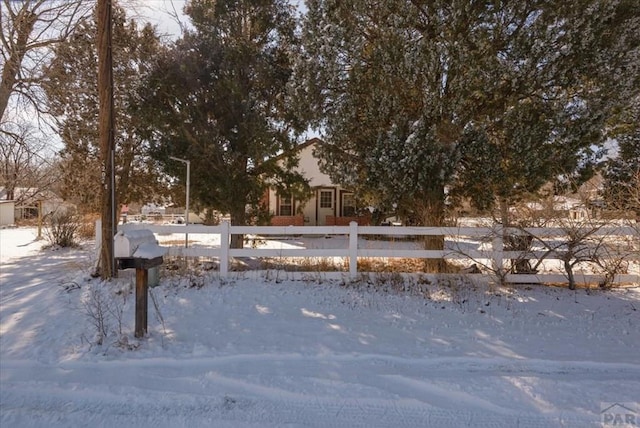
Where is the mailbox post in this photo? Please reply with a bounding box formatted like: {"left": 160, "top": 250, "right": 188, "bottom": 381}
{"left": 116, "top": 255, "right": 163, "bottom": 337}
{"left": 114, "top": 230, "right": 165, "bottom": 338}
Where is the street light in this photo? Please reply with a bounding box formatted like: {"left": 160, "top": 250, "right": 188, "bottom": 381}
{"left": 169, "top": 156, "right": 190, "bottom": 247}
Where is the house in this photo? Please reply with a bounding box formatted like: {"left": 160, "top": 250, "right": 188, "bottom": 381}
{"left": 0, "top": 187, "right": 74, "bottom": 221}
{"left": 264, "top": 139, "right": 370, "bottom": 226}
{"left": 0, "top": 200, "right": 15, "bottom": 226}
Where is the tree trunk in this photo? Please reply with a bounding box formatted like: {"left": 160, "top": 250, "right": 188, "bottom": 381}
{"left": 204, "top": 208, "right": 218, "bottom": 225}
{"left": 499, "top": 197, "right": 510, "bottom": 229}
{"left": 499, "top": 197, "right": 513, "bottom": 272}
{"left": 230, "top": 205, "right": 245, "bottom": 249}
{"left": 500, "top": 197, "right": 534, "bottom": 273}
{"left": 0, "top": 9, "right": 36, "bottom": 120}
{"left": 420, "top": 186, "right": 446, "bottom": 273}
{"left": 564, "top": 259, "right": 576, "bottom": 290}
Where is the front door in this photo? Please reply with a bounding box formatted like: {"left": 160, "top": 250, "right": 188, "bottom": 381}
{"left": 317, "top": 188, "right": 335, "bottom": 225}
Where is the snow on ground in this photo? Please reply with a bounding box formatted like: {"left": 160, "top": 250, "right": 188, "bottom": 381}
{"left": 1, "top": 227, "right": 639, "bottom": 427}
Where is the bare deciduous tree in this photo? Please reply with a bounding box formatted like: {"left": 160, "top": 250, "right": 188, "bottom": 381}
{"left": 0, "top": 117, "right": 59, "bottom": 204}
{"left": 509, "top": 192, "right": 636, "bottom": 290}
{"left": 0, "top": 0, "right": 93, "bottom": 121}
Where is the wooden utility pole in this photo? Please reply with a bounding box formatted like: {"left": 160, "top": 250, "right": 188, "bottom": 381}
{"left": 97, "top": 0, "right": 115, "bottom": 279}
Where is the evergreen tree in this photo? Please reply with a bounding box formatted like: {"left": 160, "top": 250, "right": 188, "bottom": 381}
{"left": 299, "top": 1, "right": 556, "bottom": 268}
{"left": 299, "top": 0, "right": 498, "bottom": 270}
{"left": 43, "top": 5, "right": 165, "bottom": 214}
{"left": 601, "top": 96, "right": 640, "bottom": 219}
{"left": 138, "top": 0, "right": 307, "bottom": 248}
{"left": 453, "top": 0, "right": 640, "bottom": 226}
{"left": 299, "top": 0, "right": 639, "bottom": 243}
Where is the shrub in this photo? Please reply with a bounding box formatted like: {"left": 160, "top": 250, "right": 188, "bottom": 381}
{"left": 78, "top": 213, "right": 99, "bottom": 239}
{"left": 45, "top": 210, "right": 80, "bottom": 247}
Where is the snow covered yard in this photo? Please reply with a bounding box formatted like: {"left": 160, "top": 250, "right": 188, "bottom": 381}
{"left": 1, "top": 227, "right": 639, "bottom": 427}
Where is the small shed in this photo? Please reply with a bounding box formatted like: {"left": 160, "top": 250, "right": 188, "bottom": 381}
{"left": 0, "top": 200, "right": 15, "bottom": 226}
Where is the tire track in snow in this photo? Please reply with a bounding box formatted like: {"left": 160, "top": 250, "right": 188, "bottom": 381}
{"left": 2, "top": 355, "right": 625, "bottom": 427}
{"left": 1, "top": 381, "right": 598, "bottom": 428}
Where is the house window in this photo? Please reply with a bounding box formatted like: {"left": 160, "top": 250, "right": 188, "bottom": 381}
{"left": 320, "top": 191, "right": 333, "bottom": 208}
{"left": 342, "top": 193, "right": 356, "bottom": 217}
{"left": 278, "top": 195, "right": 293, "bottom": 216}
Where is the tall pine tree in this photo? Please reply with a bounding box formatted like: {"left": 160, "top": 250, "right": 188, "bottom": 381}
{"left": 452, "top": 0, "right": 640, "bottom": 226}
{"left": 601, "top": 96, "right": 640, "bottom": 219}
{"left": 138, "top": 0, "right": 307, "bottom": 248}
{"left": 298, "top": 0, "right": 639, "bottom": 271}
{"left": 299, "top": 0, "right": 496, "bottom": 270}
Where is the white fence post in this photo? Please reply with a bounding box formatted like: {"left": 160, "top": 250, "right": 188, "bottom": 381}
{"left": 220, "top": 220, "right": 230, "bottom": 276}
{"left": 349, "top": 221, "right": 358, "bottom": 278}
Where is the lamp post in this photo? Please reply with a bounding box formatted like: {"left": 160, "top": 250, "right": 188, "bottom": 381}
{"left": 169, "top": 156, "right": 190, "bottom": 247}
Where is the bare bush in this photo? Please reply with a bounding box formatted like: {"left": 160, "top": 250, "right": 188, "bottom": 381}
{"left": 82, "top": 286, "right": 110, "bottom": 346}
{"left": 77, "top": 213, "right": 99, "bottom": 239}
{"left": 515, "top": 206, "right": 635, "bottom": 290}
{"left": 45, "top": 210, "right": 80, "bottom": 247}
{"left": 82, "top": 282, "right": 132, "bottom": 347}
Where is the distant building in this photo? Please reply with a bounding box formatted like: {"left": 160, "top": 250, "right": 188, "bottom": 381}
{"left": 0, "top": 200, "right": 15, "bottom": 226}
{"left": 0, "top": 187, "right": 74, "bottom": 221}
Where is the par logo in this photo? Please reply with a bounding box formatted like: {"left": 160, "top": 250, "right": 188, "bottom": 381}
{"left": 601, "top": 403, "right": 638, "bottom": 427}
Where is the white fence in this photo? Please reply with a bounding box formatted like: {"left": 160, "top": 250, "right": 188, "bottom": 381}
{"left": 112, "top": 221, "right": 640, "bottom": 286}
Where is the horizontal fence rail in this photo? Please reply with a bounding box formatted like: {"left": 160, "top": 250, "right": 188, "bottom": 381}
{"left": 113, "top": 221, "right": 640, "bottom": 286}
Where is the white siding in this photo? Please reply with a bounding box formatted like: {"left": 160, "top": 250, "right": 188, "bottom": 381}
{"left": 0, "top": 201, "right": 15, "bottom": 226}
{"left": 295, "top": 144, "right": 333, "bottom": 187}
